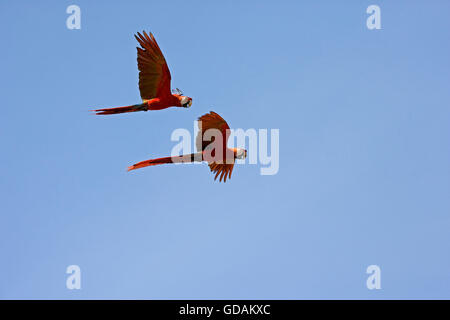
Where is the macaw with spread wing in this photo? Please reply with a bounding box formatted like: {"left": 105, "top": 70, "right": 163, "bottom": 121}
{"left": 127, "top": 112, "right": 247, "bottom": 182}
{"left": 94, "top": 31, "right": 192, "bottom": 115}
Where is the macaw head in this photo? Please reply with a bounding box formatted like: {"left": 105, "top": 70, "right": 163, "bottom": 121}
{"left": 180, "top": 95, "right": 193, "bottom": 108}
{"left": 172, "top": 88, "right": 192, "bottom": 108}
{"left": 235, "top": 148, "right": 247, "bottom": 160}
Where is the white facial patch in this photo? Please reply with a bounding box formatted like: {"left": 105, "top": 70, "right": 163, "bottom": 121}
{"left": 180, "top": 96, "right": 189, "bottom": 105}
{"left": 236, "top": 148, "right": 246, "bottom": 159}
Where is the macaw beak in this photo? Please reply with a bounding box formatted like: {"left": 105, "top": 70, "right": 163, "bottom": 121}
{"left": 184, "top": 100, "right": 192, "bottom": 108}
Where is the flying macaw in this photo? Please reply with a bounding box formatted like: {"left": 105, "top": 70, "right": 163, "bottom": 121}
{"left": 94, "top": 31, "right": 192, "bottom": 115}
{"left": 127, "top": 112, "right": 247, "bottom": 182}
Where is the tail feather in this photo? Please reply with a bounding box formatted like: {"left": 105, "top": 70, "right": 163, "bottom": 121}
{"left": 93, "top": 103, "right": 147, "bottom": 115}
{"left": 127, "top": 156, "right": 173, "bottom": 171}
{"left": 127, "top": 153, "right": 203, "bottom": 171}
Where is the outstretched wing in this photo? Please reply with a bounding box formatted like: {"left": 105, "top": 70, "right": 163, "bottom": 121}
{"left": 135, "top": 31, "right": 172, "bottom": 100}
{"left": 196, "top": 111, "right": 230, "bottom": 152}
{"left": 208, "top": 162, "right": 234, "bottom": 182}
{"left": 196, "top": 111, "right": 233, "bottom": 182}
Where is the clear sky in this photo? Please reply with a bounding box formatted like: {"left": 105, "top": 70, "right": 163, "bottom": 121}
{"left": 1, "top": 0, "right": 449, "bottom": 299}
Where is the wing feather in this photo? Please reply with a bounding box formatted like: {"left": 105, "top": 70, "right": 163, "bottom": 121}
{"left": 209, "top": 163, "right": 234, "bottom": 183}
{"left": 197, "top": 111, "right": 235, "bottom": 183}
{"left": 196, "top": 111, "right": 231, "bottom": 152}
{"left": 135, "top": 31, "right": 172, "bottom": 100}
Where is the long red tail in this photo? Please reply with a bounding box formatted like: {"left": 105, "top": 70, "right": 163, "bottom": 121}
{"left": 93, "top": 103, "right": 147, "bottom": 115}
{"left": 127, "top": 153, "right": 202, "bottom": 171}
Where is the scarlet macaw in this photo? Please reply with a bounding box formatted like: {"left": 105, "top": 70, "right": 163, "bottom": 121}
{"left": 94, "top": 31, "right": 192, "bottom": 115}
{"left": 127, "top": 112, "right": 247, "bottom": 182}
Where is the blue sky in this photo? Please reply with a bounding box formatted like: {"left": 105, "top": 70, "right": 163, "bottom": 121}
{"left": 1, "top": 0, "right": 449, "bottom": 299}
